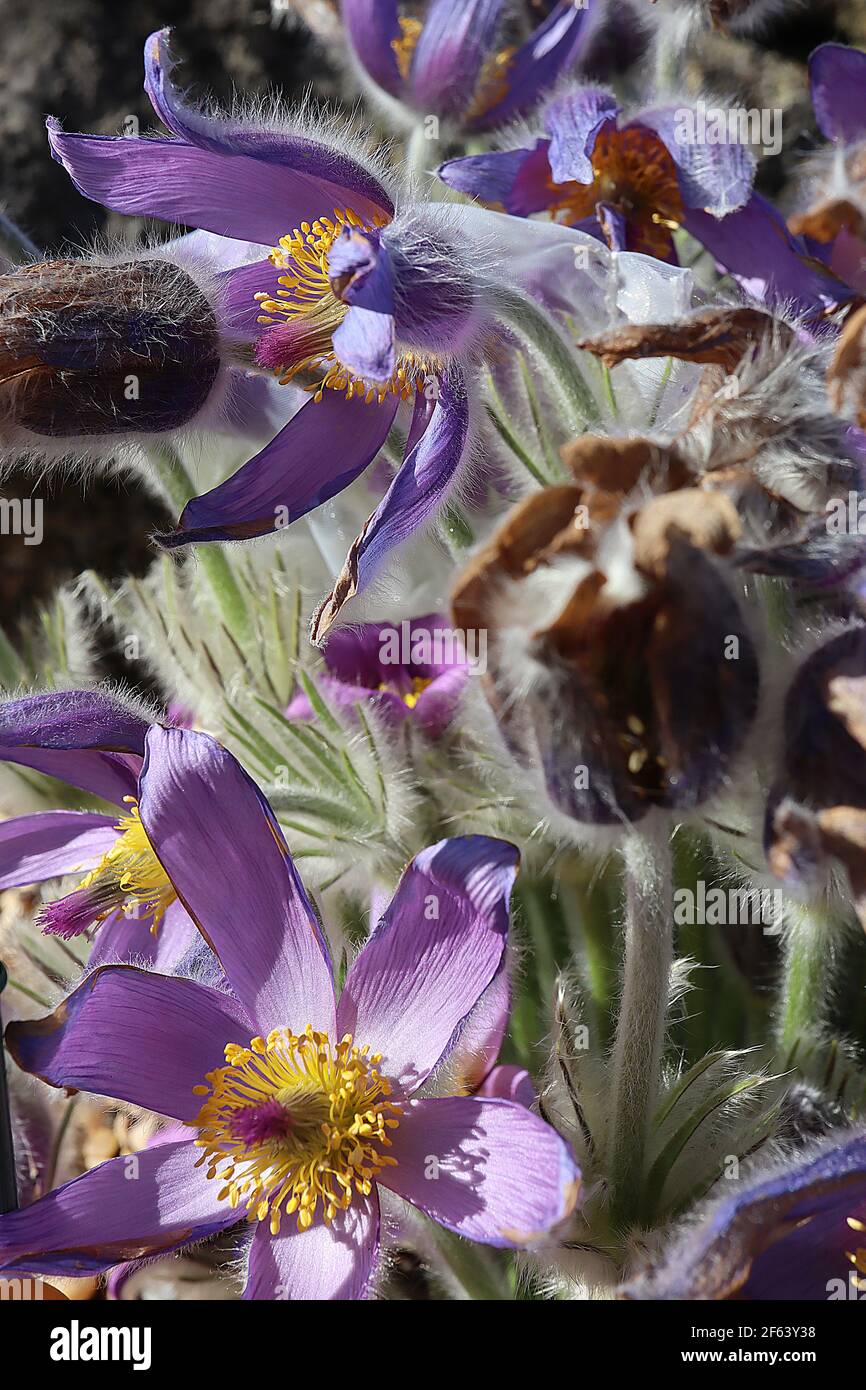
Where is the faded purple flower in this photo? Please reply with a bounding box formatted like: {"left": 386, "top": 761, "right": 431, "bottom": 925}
{"left": 287, "top": 614, "right": 470, "bottom": 735}
{"left": 343, "top": 0, "right": 600, "bottom": 133}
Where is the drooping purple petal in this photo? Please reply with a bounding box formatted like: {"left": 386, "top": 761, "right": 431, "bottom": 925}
{"left": 336, "top": 836, "right": 518, "bottom": 1093}
{"left": 143, "top": 27, "right": 394, "bottom": 219}
{"left": 0, "top": 1140, "right": 234, "bottom": 1277}
{"left": 312, "top": 367, "right": 469, "bottom": 639}
{"left": 438, "top": 967, "right": 511, "bottom": 1095}
{"left": 0, "top": 690, "right": 147, "bottom": 804}
{"left": 380, "top": 1096, "right": 580, "bottom": 1246}
{"left": 636, "top": 107, "right": 756, "bottom": 216}
{"left": 159, "top": 390, "right": 399, "bottom": 547}
{"left": 545, "top": 87, "right": 620, "bottom": 185}
{"left": 0, "top": 811, "right": 117, "bottom": 890}
{"left": 6, "top": 966, "right": 251, "bottom": 1123}
{"left": 137, "top": 726, "right": 336, "bottom": 1037}
{"left": 409, "top": 0, "right": 504, "bottom": 119}
{"left": 243, "top": 1195, "right": 380, "bottom": 1300}
{"left": 479, "top": 1064, "right": 536, "bottom": 1106}
{"left": 342, "top": 0, "right": 404, "bottom": 97}
{"left": 684, "top": 195, "right": 854, "bottom": 319}
{"left": 809, "top": 43, "right": 866, "bottom": 145}
{"left": 437, "top": 142, "right": 557, "bottom": 217}
{"left": 47, "top": 125, "right": 390, "bottom": 250}
{"left": 471, "top": 0, "right": 602, "bottom": 132}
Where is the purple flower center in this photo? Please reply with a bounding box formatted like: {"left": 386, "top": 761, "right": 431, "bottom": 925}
{"left": 228, "top": 1097, "right": 293, "bottom": 1147}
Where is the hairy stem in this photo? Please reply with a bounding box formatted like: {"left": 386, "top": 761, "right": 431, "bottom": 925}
{"left": 147, "top": 446, "right": 253, "bottom": 648}
{"left": 778, "top": 900, "right": 838, "bottom": 1058}
{"left": 495, "top": 286, "right": 601, "bottom": 435}
{"left": 608, "top": 826, "right": 674, "bottom": 1230}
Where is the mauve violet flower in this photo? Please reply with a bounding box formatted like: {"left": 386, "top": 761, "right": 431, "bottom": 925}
{"left": 46, "top": 29, "right": 528, "bottom": 632}
{"left": 620, "top": 1126, "right": 866, "bottom": 1300}
{"left": 439, "top": 85, "right": 756, "bottom": 262}
{"left": 0, "top": 726, "right": 579, "bottom": 1299}
{"left": 438, "top": 83, "right": 854, "bottom": 320}
{"left": 286, "top": 614, "right": 470, "bottom": 736}
{"left": 785, "top": 45, "right": 866, "bottom": 304}
{"left": 343, "top": 0, "right": 600, "bottom": 134}
{"left": 0, "top": 689, "right": 194, "bottom": 968}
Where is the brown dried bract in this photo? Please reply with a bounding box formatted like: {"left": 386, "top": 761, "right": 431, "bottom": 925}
{"left": 560, "top": 434, "right": 692, "bottom": 495}
{"left": 828, "top": 301, "right": 866, "bottom": 427}
{"left": 630, "top": 488, "right": 742, "bottom": 579}
{"left": 576, "top": 307, "right": 786, "bottom": 374}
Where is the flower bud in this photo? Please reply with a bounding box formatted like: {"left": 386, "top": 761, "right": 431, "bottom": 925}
{"left": 0, "top": 257, "right": 221, "bottom": 440}
{"left": 453, "top": 450, "right": 759, "bottom": 825}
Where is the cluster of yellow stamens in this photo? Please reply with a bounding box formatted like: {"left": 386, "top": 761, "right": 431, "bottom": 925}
{"left": 254, "top": 207, "right": 437, "bottom": 405}
{"left": 845, "top": 1215, "right": 866, "bottom": 1290}
{"left": 76, "top": 797, "right": 175, "bottom": 933}
{"left": 193, "top": 1026, "right": 401, "bottom": 1236}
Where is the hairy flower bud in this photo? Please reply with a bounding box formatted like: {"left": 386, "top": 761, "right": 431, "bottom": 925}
{"left": 0, "top": 257, "right": 221, "bottom": 440}
{"left": 453, "top": 447, "right": 759, "bottom": 825}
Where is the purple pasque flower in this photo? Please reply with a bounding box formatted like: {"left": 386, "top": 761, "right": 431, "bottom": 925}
{"left": 438, "top": 83, "right": 853, "bottom": 321}
{"left": 342, "top": 0, "right": 600, "bottom": 133}
{"left": 439, "top": 84, "right": 756, "bottom": 262}
{"left": 46, "top": 29, "right": 506, "bottom": 632}
{"left": 286, "top": 613, "right": 471, "bottom": 736}
{"left": 620, "top": 1126, "right": 866, "bottom": 1300}
{"left": 0, "top": 689, "right": 193, "bottom": 968}
{"left": 0, "top": 726, "right": 580, "bottom": 1299}
{"left": 785, "top": 44, "right": 866, "bottom": 301}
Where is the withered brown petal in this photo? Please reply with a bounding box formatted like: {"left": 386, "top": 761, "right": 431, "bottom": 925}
{"left": 788, "top": 199, "right": 866, "bottom": 246}
{"left": 631, "top": 488, "right": 742, "bottom": 579}
{"left": 559, "top": 434, "right": 692, "bottom": 496}
{"left": 575, "top": 308, "right": 786, "bottom": 374}
{"left": 828, "top": 301, "right": 866, "bottom": 428}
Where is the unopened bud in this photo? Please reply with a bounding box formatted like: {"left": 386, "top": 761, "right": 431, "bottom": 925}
{"left": 0, "top": 258, "right": 220, "bottom": 438}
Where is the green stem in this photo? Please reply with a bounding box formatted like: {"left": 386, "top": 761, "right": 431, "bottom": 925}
{"left": 430, "top": 1224, "right": 512, "bottom": 1300}
{"left": 778, "top": 900, "right": 837, "bottom": 1058}
{"left": 406, "top": 123, "right": 434, "bottom": 188}
{"left": 495, "top": 287, "right": 601, "bottom": 435}
{"left": 607, "top": 826, "right": 674, "bottom": 1231}
{"left": 147, "top": 446, "right": 253, "bottom": 648}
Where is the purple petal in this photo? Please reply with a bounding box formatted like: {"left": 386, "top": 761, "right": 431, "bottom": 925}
{"left": 342, "top": 0, "right": 403, "bottom": 96}
{"left": 437, "top": 142, "right": 557, "bottom": 217}
{"left": 47, "top": 124, "right": 389, "bottom": 250}
{"left": 809, "top": 43, "right": 866, "bottom": 145}
{"left": 138, "top": 726, "right": 335, "bottom": 1036}
{"left": 243, "top": 1194, "right": 380, "bottom": 1300}
{"left": 545, "top": 87, "right": 620, "bottom": 185}
{"left": 380, "top": 1096, "right": 580, "bottom": 1246}
{"left": 479, "top": 1064, "right": 536, "bottom": 1107}
{"left": 0, "top": 690, "right": 147, "bottom": 804}
{"left": 634, "top": 108, "right": 755, "bottom": 216}
{"left": 328, "top": 227, "right": 395, "bottom": 313}
{"left": 0, "top": 1140, "right": 233, "bottom": 1277}
{"left": 286, "top": 673, "right": 410, "bottom": 727}
{"left": 313, "top": 367, "right": 469, "bottom": 639}
{"left": 409, "top": 0, "right": 504, "bottom": 118}
{"left": 159, "top": 391, "right": 399, "bottom": 547}
{"left": 412, "top": 667, "right": 470, "bottom": 737}
{"left": 441, "top": 968, "right": 511, "bottom": 1095}
{"left": 336, "top": 836, "right": 518, "bottom": 1092}
{"left": 621, "top": 1127, "right": 866, "bottom": 1300}
{"left": 86, "top": 898, "right": 200, "bottom": 971}
{"left": 143, "top": 28, "right": 394, "bottom": 219}
{"left": 6, "top": 965, "right": 251, "bottom": 1122}
{"left": 0, "top": 811, "right": 117, "bottom": 890}
{"left": 473, "top": 0, "right": 603, "bottom": 132}
{"left": 683, "top": 195, "right": 854, "bottom": 319}
{"left": 333, "top": 307, "right": 396, "bottom": 383}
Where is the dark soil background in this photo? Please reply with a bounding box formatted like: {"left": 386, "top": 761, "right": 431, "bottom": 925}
{"left": 0, "top": 0, "right": 861, "bottom": 637}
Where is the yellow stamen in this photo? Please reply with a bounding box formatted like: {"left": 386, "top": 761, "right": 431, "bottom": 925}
{"left": 391, "top": 15, "right": 423, "bottom": 82}
{"left": 77, "top": 797, "right": 175, "bottom": 933}
{"left": 254, "top": 206, "right": 439, "bottom": 406}
{"left": 378, "top": 675, "right": 433, "bottom": 709}
{"left": 194, "top": 1026, "right": 401, "bottom": 1236}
